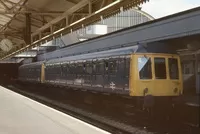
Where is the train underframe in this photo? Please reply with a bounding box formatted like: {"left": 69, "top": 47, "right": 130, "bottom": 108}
{"left": 17, "top": 80, "right": 181, "bottom": 120}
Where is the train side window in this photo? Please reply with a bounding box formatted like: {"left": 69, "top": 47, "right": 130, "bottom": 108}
{"left": 125, "top": 58, "right": 130, "bottom": 77}
{"left": 109, "top": 60, "right": 117, "bottom": 75}
{"left": 77, "top": 63, "right": 83, "bottom": 74}
{"left": 93, "top": 62, "right": 96, "bottom": 74}
{"left": 169, "top": 58, "right": 179, "bottom": 79}
{"left": 72, "top": 64, "right": 76, "bottom": 74}
{"left": 96, "top": 61, "right": 104, "bottom": 74}
{"left": 54, "top": 64, "right": 58, "bottom": 74}
{"left": 154, "top": 58, "right": 166, "bottom": 79}
{"left": 86, "top": 62, "right": 92, "bottom": 74}
{"left": 53, "top": 65, "right": 58, "bottom": 74}
{"left": 64, "top": 64, "right": 68, "bottom": 74}
{"left": 118, "top": 58, "right": 124, "bottom": 77}
{"left": 68, "top": 64, "right": 72, "bottom": 74}
{"left": 83, "top": 63, "right": 86, "bottom": 74}
{"left": 138, "top": 57, "right": 152, "bottom": 79}
{"left": 104, "top": 60, "right": 109, "bottom": 74}
{"left": 70, "top": 63, "right": 76, "bottom": 74}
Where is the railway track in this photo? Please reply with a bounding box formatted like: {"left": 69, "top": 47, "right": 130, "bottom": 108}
{"left": 6, "top": 83, "right": 200, "bottom": 134}
{"left": 7, "top": 84, "right": 153, "bottom": 134}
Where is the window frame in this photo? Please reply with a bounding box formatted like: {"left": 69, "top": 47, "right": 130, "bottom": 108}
{"left": 137, "top": 56, "right": 152, "bottom": 80}
{"left": 154, "top": 57, "right": 167, "bottom": 80}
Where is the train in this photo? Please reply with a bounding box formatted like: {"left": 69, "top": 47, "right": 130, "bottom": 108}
{"left": 18, "top": 45, "right": 183, "bottom": 108}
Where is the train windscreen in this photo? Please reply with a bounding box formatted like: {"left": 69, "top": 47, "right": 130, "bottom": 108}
{"left": 138, "top": 57, "right": 152, "bottom": 79}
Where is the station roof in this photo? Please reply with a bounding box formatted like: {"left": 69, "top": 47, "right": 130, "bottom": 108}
{"left": 0, "top": 0, "right": 149, "bottom": 60}
{"left": 0, "top": 0, "right": 77, "bottom": 45}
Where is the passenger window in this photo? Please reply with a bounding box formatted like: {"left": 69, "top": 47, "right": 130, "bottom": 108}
{"left": 109, "top": 60, "right": 117, "bottom": 75}
{"left": 86, "top": 63, "right": 93, "bottom": 74}
{"left": 77, "top": 63, "right": 83, "bottom": 74}
{"left": 93, "top": 62, "right": 96, "bottom": 74}
{"left": 138, "top": 57, "right": 152, "bottom": 79}
{"left": 154, "top": 58, "right": 166, "bottom": 79}
{"left": 63, "top": 65, "right": 68, "bottom": 74}
{"left": 169, "top": 58, "right": 179, "bottom": 79}
{"left": 125, "top": 58, "right": 130, "bottom": 77}
{"left": 96, "top": 61, "right": 104, "bottom": 74}
{"left": 118, "top": 59, "right": 125, "bottom": 77}
{"left": 68, "top": 64, "right": 73, "bottom": 74}
{"left": 83, "top": 64, "right": 86, "bottom": 71}
{"left": 105, "top": 61, "right": 108, "bottom": 71}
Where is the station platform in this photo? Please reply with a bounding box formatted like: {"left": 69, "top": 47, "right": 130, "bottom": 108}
{"left": 0, "top": 86, "right": 110, "bottom": 134}
{"left": 183, "top": 95, "right": 200, "bottom": 107}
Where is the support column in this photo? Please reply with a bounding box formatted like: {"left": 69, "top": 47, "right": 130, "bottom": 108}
{"left": 50, "top": 25, "right": 53, "bottom": 34}
{"left": 66, "top": 16, "right": 68, "bottom": 26}
{"left": 195, "top": 54, "right": 200, "bottom": 94}
{"left": 88, "top": 0, "right": 92, "bottom": 14}
{"left": 25, "top": 13, "right": 31, "bottom": 45}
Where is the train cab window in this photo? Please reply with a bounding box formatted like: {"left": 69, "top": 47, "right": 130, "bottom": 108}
{"left": 138, "top": 57, "right": 152, "bottom": 79}
{"left": 154, "top": 58, "right": 166, "bottom": 79}
{"left": 169, "top": 58, "right": 179, "bottom": 79}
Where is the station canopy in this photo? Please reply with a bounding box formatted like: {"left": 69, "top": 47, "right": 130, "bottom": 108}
{"left": 0, "top": 0, "right": 149, "bottom": 60}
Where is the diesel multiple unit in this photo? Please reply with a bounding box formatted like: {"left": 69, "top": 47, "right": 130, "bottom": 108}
{"left": 18, "top": 45, "right": 183, "bottom": 107}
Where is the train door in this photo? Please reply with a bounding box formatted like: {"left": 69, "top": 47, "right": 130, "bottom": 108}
{"left": 168, "top": 57, "right": 183, "bottom": 95}
{"left": 152, "top": 56, "right": 173, "bottom": 96}
{"left": 130, "top": 54, "right": 154, "bottom": 96}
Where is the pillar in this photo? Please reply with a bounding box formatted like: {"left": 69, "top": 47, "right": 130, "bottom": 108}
{"left": 88, "top": 0, "right": 92, "bottom": 14}
{"left": 25, "top": 13, "right": 31, "bottom": 45}
{"left": 196, "top": 54, "right": 200, "bottom": 94}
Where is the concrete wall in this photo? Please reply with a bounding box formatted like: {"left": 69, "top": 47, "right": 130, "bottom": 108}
{"left": 181, "top": 54, "right": 200, "bottom": 94}
{"left": 196, "top": 54, "right": 200, "bottom": 94}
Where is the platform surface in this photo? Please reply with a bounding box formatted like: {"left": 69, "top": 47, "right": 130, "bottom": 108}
{"left": 0, "top": 86, "right": 110, "bottom": 134}
{"left": 184, "top": 95, "right": 200, "bottom": 107}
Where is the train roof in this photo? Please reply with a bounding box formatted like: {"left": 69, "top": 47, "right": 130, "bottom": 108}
{"left": 46, "top": 45, "right": 146, "bottom": 64}
{"left": 19, "top": 61, "right": 44, "bottom": 68}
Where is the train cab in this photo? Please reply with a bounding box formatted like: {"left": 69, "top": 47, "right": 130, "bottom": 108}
{"left": 129, "top": 53, "right": 183, "bottom": 107}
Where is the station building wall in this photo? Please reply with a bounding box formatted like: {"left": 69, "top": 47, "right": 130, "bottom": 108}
{"left": 181, "top": 54, "right": 200, "bottom": 94}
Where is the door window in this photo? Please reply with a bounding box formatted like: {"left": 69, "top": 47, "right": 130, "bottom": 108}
{"left": 169, "top": 58, "right": 179, "bottom": 79}
{"left": 154, "top": 58, "right": 166, "bottom": 79}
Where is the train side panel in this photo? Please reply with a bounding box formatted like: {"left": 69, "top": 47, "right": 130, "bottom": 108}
{"left": 45, "top": 56, "right": 131, "bottom": 95}
{"left": 18, "top": 62, "right": 43, "bottom": 83}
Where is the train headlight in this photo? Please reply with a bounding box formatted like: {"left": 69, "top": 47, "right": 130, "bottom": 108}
{"left": 173, "top": 88, "right": 178, "bottom": 94}
{"left": 143, "top": 88, "right": 148, "bottom": 95}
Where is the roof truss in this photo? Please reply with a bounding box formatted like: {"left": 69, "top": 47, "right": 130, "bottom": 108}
{"left": 0, "top": 0, "right": 149, "bottom": 60}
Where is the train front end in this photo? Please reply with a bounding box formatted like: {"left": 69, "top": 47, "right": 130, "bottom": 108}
{"left": 129, "top": 53, "right": 183, "bottom": 107}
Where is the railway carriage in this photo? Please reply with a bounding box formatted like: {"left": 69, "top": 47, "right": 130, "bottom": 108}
{"left": 18, "top": 45, "right": 183, "bottom": 108}
{"left": 19, "top": 61, "right": 45, "bottom": 83}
